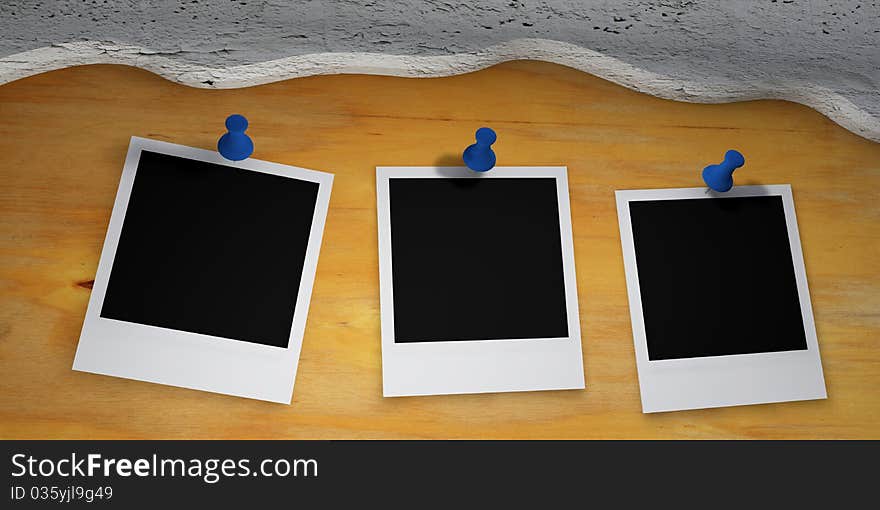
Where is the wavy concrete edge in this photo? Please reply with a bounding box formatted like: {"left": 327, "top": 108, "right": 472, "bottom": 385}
{"left": 2, "top": 39, "right": 878, "bottom": 142}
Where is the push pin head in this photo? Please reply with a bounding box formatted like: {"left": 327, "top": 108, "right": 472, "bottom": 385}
{"left": 462, "top": 127, "right": 497, "bottom": 172}
{"left": 217, "top": 114, "right": 254, "bottom": 161}
{"left": 702, "top": 149, "right": 745, "bottom": 192}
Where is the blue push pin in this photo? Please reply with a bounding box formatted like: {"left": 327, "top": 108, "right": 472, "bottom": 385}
{"left": 217, "top": 114, "right": 253, "bottom": 161}
{"left": 702, "top": 149, "right": 745, "bottom": 192}
{"left": 462, "top": 127, "right": 497, "bottom": 172}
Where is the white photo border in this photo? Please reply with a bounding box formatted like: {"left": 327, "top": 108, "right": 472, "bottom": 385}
{"left": 615, "top": 185, "right": 826, "bottom": 413}
{"left": 377, "top": 166, "right": 585, "bottom": 397}
{"left": 73, "top": 137, "right": 333, "bottom": 404}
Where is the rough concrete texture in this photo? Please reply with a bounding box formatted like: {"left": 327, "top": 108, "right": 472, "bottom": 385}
{"left": 1, "top": 1, "right": 878, "bottom": 140}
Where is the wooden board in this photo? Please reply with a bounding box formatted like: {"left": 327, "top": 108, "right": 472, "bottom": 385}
{"left": 1, "top": 62, "right": 878, "bottom": 439}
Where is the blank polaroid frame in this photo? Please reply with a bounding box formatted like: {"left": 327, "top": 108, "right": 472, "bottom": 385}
{"left": 377, "top": 167, "right": 585, "bottom": 397}
{"left": 73, "top": 137, "right": 333, "bottom": 403}
{"left": 615, "top": 185, "right": 826, "bottom": 413}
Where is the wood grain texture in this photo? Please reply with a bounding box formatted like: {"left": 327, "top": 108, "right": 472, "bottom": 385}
{"left": 1, "top": 62, "right": 878, "bottom": 439}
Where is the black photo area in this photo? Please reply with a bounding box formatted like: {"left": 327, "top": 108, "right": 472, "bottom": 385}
{"left": 101, "top": 151, "right": 319, "bottom": 348}
{"left": 628, "top": 196, "right": 808, "bottom": 360}
{"left": 389, "top": 178, "right": 569, "bottom": 342}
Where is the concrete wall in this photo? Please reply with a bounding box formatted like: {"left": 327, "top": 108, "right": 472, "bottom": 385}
{"left": 1, "top": 1, "right": 878, "bottom": 140}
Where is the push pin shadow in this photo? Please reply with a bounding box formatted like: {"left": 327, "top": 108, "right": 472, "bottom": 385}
{"left": 217, "top": 114, "right": 254, "bottom": 161}
{"left": 703, "top": 149, "right": 745, "bottom": 193}
{"left": 462, "top": 127, "right": 497, "bottom": 172}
